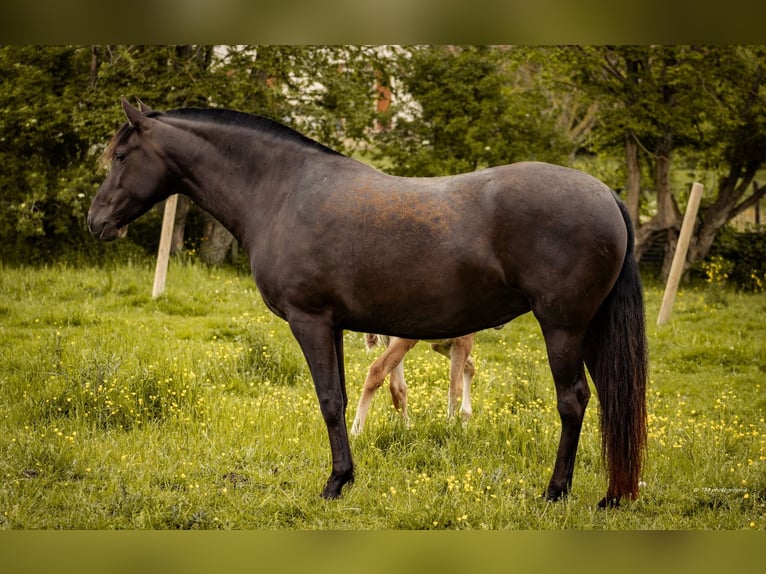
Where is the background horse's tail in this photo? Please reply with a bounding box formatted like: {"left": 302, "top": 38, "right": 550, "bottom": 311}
{"left": 585, "top": 198, "right": 648, "bottom": 504}
{"left": 364, "top": 333, "right": 390, "bottom": 351}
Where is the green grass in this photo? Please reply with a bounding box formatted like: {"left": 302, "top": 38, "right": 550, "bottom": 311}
{"left": 0, "top": 260, "right": 764, "bottom": 529}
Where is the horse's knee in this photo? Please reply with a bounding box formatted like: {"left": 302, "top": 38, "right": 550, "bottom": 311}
{"left": 464, "top": 356, "right": 475, "bottom": 378}
{"left": 317, "top": 394, "right": 347, "bottom": 428}
{"left": 555, "top": 385, "right": 590, "bottom": 429}
{"left": 552, "top": 362, "right": 590, "bottom": 416}
{"left": 364, "top": 364, "right": 387, "bottom": 392}
{"left": 556, "top": 394, "right": 585, "bottom": 424}
{"left": 389, "top": 381, "right": 407, "bottom": 407}
{"left": 451, "top": 335, "right": 473, "bottom": 356}
{"left": 565, "top": 378, "right": 590, "bottom": 412}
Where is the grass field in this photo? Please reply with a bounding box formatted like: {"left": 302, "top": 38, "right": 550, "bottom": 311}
{"left": 0, "top": 260, "right": 764, "bottom": 529}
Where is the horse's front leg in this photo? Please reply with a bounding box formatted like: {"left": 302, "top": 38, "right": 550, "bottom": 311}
{"left": 351, "top": 337, "right": 415, "bottom": 435}
{"left": 288, "top": 313, "right": 353, "bottom": 499}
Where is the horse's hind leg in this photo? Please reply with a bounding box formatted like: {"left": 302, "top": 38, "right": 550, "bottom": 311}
{"left": 540, "top": 326, "right": 591, "bottom": 501}
{"left": 460, "top": 355, "right": 475, "bottom": 420}
{"left": 385, "top": 338, "right": 417, "bottom": 424}
{"left": 430, "top": 340, "right": 460, "bottom": 418}
{"left": 456, "top": 335, "right": 476, "bottom": 420}
{"left": 388, "top": 359, "right": 409, "bottom": 427}
{"left": 431, "top": 334, "right": 474, "bottom": 420}
{"left": 351, "top": 337, "right": 416, "bottom": 435}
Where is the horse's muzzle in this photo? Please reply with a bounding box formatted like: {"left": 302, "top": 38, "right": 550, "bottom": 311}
{"left": 87, "top": 211, "right": 127, "bottom": 241}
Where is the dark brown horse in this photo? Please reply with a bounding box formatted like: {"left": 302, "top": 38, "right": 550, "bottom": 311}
{"left": 88, "top": 98, "right": 647, "bottom": 508}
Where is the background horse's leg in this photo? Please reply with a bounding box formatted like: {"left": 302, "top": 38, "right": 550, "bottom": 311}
{"left": 455, "top": 335, "right": 475, "bottom": 420}
{"left": 460, "top": 354, "right": 475, "bottom": 420}
{"left": 388, "top": 358, "right": 409, "bottom": 426}
{"left": 431, "top": 335, "right": 474, "bottom": 420}
{"left": 287, "top": 313, "right": 353, "bottom": 499}
{"left": 429, "top": 340, "right": 458, "bottom": 417}
{"left": 351, "top": 337, "right": 416, "bottom": 435}
{"left": 539, "top": 326, "right": 591, "bottom": 501}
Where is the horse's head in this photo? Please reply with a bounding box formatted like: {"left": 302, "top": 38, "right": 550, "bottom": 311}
{"left": 87, "top": 97, "right": 172, "bottom": 241}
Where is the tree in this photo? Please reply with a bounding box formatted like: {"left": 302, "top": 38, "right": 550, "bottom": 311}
{"left": 208, "top": 46, "right": 389, "bottom": 155}
{"left": 0, "top": 45, "right": 227, "bottom": 263}
{"left": 372, "top": 46, "right": 573, "bottom": 177}
{"left": 0, "top": 46, "right": 100, "bottom": 262}
{"left": 686, "top": 46, "right": 766, "bottom": 265}
{"left": 564, "top": 46, "right": 766, "bottom": 276}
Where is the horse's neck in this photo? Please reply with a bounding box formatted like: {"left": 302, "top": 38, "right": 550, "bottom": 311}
{"left": 169, "top": 125, "right": 293, "bottom": 244}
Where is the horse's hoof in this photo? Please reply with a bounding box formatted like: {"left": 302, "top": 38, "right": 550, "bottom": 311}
{"left": 597, "top": 496, "right": 621, "bottom": 509}
{"left": 544, "top": 488, "right": 568, "bottom": 502}
{"left": 320, "top": 470, "right": 354, "bottom": 499}
{"left": 320, "top": 487, "right": 342, "bottom": 500}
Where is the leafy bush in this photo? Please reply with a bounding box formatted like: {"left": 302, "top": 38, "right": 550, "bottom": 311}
{"left": 706, "top": 226, "right": 766, "bottom": 291}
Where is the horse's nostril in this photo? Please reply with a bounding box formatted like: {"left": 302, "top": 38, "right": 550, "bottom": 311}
{"left": 86, "top": 213, "right": 98, "bottom": 236}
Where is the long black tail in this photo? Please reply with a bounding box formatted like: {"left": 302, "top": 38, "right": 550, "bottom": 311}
{"left": 585, "top": 198, "right": 648, "bottom": 503}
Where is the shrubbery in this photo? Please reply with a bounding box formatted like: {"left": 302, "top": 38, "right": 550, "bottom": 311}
{"left": 703, "top": 226, "right": 766, "bottom": 291}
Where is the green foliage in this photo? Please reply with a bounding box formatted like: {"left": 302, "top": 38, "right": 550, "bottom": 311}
{"left": 705, "top": 227, "right": 766, "bottom": 291}
{"left": 0, "top": 262, "right": 764, "bottom": 528}
{"left": 373, "top": 46, "right": 572, "bottom": 176}
{"left": 565, "top": 46, "right": 715, "bottom": 155}
{"left": 0, "top": 46, "right": 101, "bottom": 263}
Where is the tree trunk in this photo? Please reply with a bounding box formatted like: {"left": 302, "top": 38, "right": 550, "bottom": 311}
{"left": 170, "top": 195, "right": 192, "bottom": 254}
{"left": 634, "top": 133, "right": 683, "bottom": 277}
{"left": 655, "top": 145, "right": 679, "bottom": 229}
{"left": 688, "top": 176, "right": 766, "bottom": 266}
{"left": 654, "top": 137, "right": 684, "bottom": 280}
{"left": 625, "top": 134, "right": 641, "bottom": 230}
{"left": 684, "top": 57, "right": 766, "bottom": 267}
{"left": 199, "top": 212, "right": 234, "bottom": 265}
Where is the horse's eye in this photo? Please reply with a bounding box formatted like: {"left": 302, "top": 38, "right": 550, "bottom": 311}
{"left": 114, "top": 152, "right": 127, "bottom": 163}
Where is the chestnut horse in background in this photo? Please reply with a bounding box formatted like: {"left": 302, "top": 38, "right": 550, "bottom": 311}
{"left": 88, "top": 99, "right": 647, "bottom": 508}
{"left": 350, "top": 333, "right": 476, "bottom": 435}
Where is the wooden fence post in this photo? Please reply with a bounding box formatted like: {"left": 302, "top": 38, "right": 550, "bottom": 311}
{"left": 152, "top": 194, "right": 178, "bottom": 299}
{"left": 657, "top": 182, "right": 704, "bottom": 326}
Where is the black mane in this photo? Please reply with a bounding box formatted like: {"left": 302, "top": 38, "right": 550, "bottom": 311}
{"left": 161, "top": 107, "right": 344, "bottom": 157}
{"left": 104, "top": 106, "right": 344, "bottom": 164}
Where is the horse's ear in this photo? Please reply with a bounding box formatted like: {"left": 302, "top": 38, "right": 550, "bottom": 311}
{"left": 121, "top": 96, "right": 148, "bottom": 128}
{"left": 136, "top": 98, "right": 152, "bottom": 114}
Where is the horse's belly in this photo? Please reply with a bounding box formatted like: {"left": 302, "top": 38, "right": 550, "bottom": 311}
{"left": 341, "top": 283, "right": 530, "bottom": 340}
